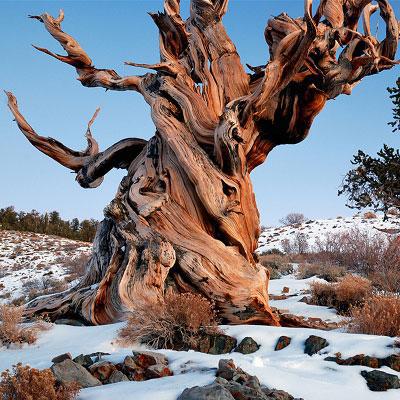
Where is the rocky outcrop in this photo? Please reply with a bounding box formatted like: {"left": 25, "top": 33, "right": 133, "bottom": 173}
{"left": 235, "top": 337, "right": 260, "bottom": 354}
{"left": 304, "top": 335, "right": 329, "bottom": 356}
{"left": 361, "top": 370, "right": 400, "bottom": 391}
{"left": 325, "top": 354, "right": 400, "bottom": 371}
{"left": 178, "top": 359, "right": 302, "bottom": 400}
{"left": 51, "top": 359, "right": 102, "bottom": 388}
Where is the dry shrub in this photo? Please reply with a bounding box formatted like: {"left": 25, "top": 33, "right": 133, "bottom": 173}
{"left": 297, "top": 263, "right": 345, "bottom": 282}
{"left": 259, "top": 254, "right": 293, "bottom": 279}
{"left": 0, "top": 305, "right": 46, "bottom": 347}
{"left": 58, "top": 253, "right": 90, "bottom": 281}
{"left": 363, "top": 211, "right": 377, "bottom": 219}
{"left": 313, "top": 228, "right": 400, "bottom": 292}
{"left": 349, "top": 295, "right": 400, "bottom": 337}
{"left": 310, "top": 274, "right": 372, "bottom": 314}
{"left": 0, "top": 363, "right": 80, "bottom": 400}
{"left": 118, "top": 290, "right": 220, "bottom": 350}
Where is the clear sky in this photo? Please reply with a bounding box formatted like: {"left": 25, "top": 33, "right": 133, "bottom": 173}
{"left": 1, "top": 0, "right": 399, "bottom": 226}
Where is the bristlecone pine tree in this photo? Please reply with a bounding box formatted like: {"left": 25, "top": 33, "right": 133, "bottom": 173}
{"left": 6, "top": 0, "right": 399, "bottom": 325}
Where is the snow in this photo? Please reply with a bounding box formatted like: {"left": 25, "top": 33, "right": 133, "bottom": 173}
{"left": 0, "top": 322, "right": 399, "bottom": 400}
{"left": 258, "top": 214, "right": 400, "bottom": 253}
{"left": 1, "top": 225, "right": 399, "bottom": 399}
{"left": 0, "top": 230, "right": 91, "bottom": 302}
{"left": 268, "top": 265, "right": 343, "bottom": 323}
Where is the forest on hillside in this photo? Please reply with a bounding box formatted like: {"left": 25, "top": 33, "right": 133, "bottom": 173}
{"left": 0, "top": 206, "right": 98, "bottom": 242}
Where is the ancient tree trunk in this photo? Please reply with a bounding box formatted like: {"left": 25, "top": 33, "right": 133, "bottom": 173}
{"left": 6, "top": 0, "right": 399, "bottom": 325}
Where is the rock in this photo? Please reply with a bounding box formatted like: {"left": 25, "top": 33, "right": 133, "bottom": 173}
{"left": 216, "top": 359, "right": 237, "bottom": 381}
{"left": 51, "top": 359, "right": 102, "bottom": 388}
{"left": 179, "top": 359, "right": 299, "bottom": 400}
{"left": 144, "top": 364, "right": 173, "bottom": 379}
{"left": 73, "top": 354, "right": 94, "bottom": 369}
{"left": 107, "top": 370, "right": 129, "bottom": 384}
{"left": 282, "top": 286, "right": 290, "bottom": 294}
{"left": 304, "top": 335, "right": 329, "bottom": 356}
{"left": 383, "top": 354, "right": 400, "bottom": 372}
{"left": 235, "top": 337, "right": 260, "bottom": 354}
{"left": 361, "top": 370, "right": 400, "bottom": 391}
{"left": 132, "top": 351, "right": 168, "bottom": 368}
{"left": 263, "top": 389, "right": 296, "bottom": 400}
{"left": 275, "top": 336, "right": 291, "bottom": 351}
{"left": 298, "top": 296, "right": 310, "bottom": 303}
{"left": 86, "top": 351, "right": 111, "bottom": 362}
{"left": 51, "top": 353, "right": 72, "bottom": 364}
{"left": 177, "top": 383, "right": 235, "bottom": 400}
{"left": 325, "top": 353, "right": 400, "bottom": 372}
{"left": 89, "top": 361, "right": 116, "bottom": 382}
{"left": 54, "top": 318, "right": 85, "bottom": 326}
{"left": 198, "top": 333, "right": 237, "bottom": 354}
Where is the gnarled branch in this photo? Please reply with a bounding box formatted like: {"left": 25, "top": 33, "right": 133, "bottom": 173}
{"left": 30, "top": 10, "right": 143, "bottom": 92}
{"left": 6, "top": 91, "right": 147, "bottom": 188}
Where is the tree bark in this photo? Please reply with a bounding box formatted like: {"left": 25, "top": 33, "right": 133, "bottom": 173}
{"left": 6, "top": 0, "right": 399, "bottom": 325}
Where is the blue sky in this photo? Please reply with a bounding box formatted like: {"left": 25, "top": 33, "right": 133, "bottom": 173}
{"left": 1, "top": 0, "right": 399, "bottom": 226}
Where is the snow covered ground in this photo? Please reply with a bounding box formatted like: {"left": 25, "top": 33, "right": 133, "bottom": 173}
{"left": 1, "top": 224, "right": 399, "bottom": 398}
{"left": 258, "top": 214, "right": 400, "bottom": 254}
{"left": 0, "top": 230, "right": 91, "bottom": 302}
{"left": 268, "top": 268, "right": 343, "bottom": 323}
{"left": 1, "top": 322, "right": 399, "bottom": 400}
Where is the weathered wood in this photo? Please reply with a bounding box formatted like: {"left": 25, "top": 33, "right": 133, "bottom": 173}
{"left": 7, "top": 0, "right": 399, "bottom": 325}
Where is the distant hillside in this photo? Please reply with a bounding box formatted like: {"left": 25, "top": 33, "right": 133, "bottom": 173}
{"left": 0, "top": 230, "right": 91, "bottom": 304}
{"left": 258, "top": 213, "right": 400, "bottom": 254}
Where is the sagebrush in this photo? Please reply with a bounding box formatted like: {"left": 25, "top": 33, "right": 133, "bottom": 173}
{"left": 0, "top": 363, "right": 80, "bottom": 400}
{"left": 349, "top": 295, "right": 400, "bottom": 337}
{"left": 310, "top": 274, "right": 372, "bottom": 314}
{"left": 118, "top": 290, "right": 220, "bottom": 350}
{"left": 0, "top": 305, "right": 46, "bottom": 347}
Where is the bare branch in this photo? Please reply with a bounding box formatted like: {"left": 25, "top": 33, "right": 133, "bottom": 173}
{"left": 29, "top": 10, "right": 142, "bottom": 92}
{"left": 6, "top": 91, "right": 147, "bottom": 188}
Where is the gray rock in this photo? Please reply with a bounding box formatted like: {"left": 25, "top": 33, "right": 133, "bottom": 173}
{"left": 107, "top": 370, "right": 130, "bottom": 384}
{"left": 361, "top": 370, "right": 400, "bottom": 391}
{"left": 73, "top": 354, "right": 94, "bottom": 369}
{"left": 51, "top": 359, "right": 102, "bottom": 388}
{"left": 198, "top": 334, "right": 237, "bottom": 355}
{"left": 304, "top": 335, "right": 329, "bottom": 356}
{"left": 235, "top": 337, "right": 260, "bottom": 354}
{"left": 177, "top": 383, "right": 235, "bottom": 400}
{"left": 51, "top": 353, "right": 72, "bottom": 364}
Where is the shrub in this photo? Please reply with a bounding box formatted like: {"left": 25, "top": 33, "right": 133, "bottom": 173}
{"left": 259, "top": 255, "right": 293, "bottom": 279}
{"left": 312, "top": 228, "right": 400, "bottom": 292}
{"left": 0, "top": 305, "right": 46, "bottom": 347}
{"left": 118, "top": 290, "right": 220, "bottom": 350}
{"left": 0, "top": 363, "right": 80, "bottom": 400}
{"left": 310, "top": 274, "right": 372, "bottom": 314}
{"left": 279, "top": 213, "right": 306, "bottom": 226}
{"left": 363, "top": 211, "right": 377, "bottom": 219}
{"left": 297, "top": 263, "right": 345, "bottom": 282}
{"left": 349, "top": 295, "right": 400, "bottom": 337}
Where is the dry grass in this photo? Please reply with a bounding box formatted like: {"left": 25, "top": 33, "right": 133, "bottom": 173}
{"left": 118, "top": 290, "right": 220, "bottom": 350}
{"left": 259, "top": 254, "right": 293, "bottom": 279}
{"left": 0, "top": 305, "right": 47, "bottom": 347}
{"left": 349, "top": 295, "right": 400, "bottom": 337}
{"left": 0, "top": 363, "right": 80, "bottom": 400}
{"left": 297, "top": 263, "right": 345, "bottom": 282}
{"left": 310, "top": 274, "right": 372, "bottom": 314}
